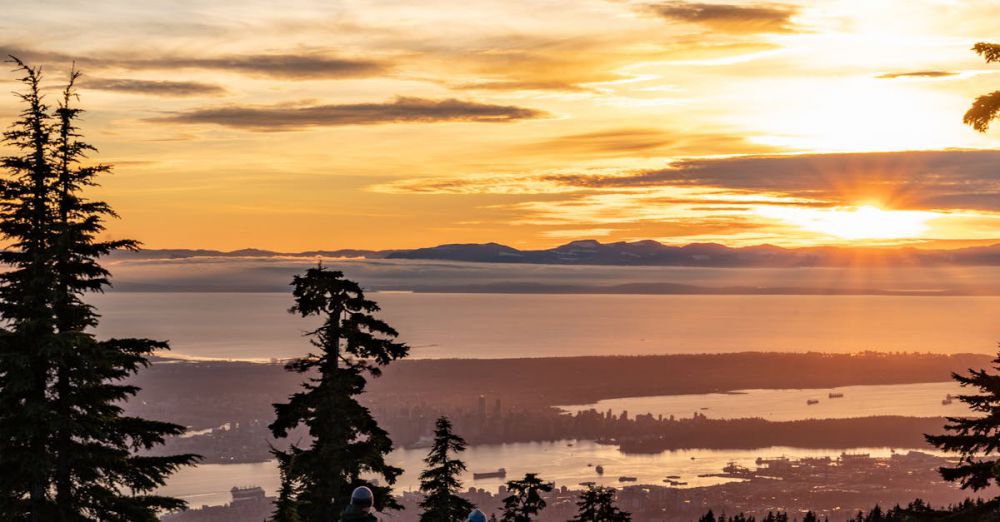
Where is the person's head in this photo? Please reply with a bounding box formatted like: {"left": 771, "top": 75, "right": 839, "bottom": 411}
{"left": 468, "top": 508, "right": 487, "bottom": 522}
{"left": 351, "top": 486, "right": 374, "bottom": 511}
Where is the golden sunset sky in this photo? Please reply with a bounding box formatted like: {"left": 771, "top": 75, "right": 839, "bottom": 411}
{"left": 4, "top": 0, "right": 1000, "bottom": 250}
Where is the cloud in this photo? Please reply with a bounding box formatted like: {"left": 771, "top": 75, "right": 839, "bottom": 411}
{"left": 138, "top": 54, "right": 386, "bottom": 79}
{"left": 647, "top": 2, "right": 800, "bottom": 34}
{"left": 81, "top": 77, "right": 226, "bottom": 97}
{"left": 1, "top": 46, "right": 388, "bottom": 80}
{"left": 375, "top": 150, "right": 1000, "bottom": 215}
{"left": 570, "top": 150, "right": 1000, "bottom": 212}
{"left": 517, "top": 128, "right": 779, "bottom": 157}
{"left": 877, "top": 71, "right": 958, "bottom": 79}
{"left": 151, "top": 97, "right": 548, "bottom": 130}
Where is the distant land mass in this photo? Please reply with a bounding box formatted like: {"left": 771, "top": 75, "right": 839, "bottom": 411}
{"left": 119, "top": 239, "right": 1000, "bottom": 268}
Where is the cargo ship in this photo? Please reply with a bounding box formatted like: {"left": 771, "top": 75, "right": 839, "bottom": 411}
{"left": 473, "top": 468, "right": 506, "bottom": 480}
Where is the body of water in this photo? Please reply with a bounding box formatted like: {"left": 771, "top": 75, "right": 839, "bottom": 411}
{"left": 91, "top": 292, "right": 1000, "bottom": 360}
{"left": 558, "top": 382, "right": 969, "bottom": 421}
{"left": 160, "top": 441, "right": 915, "bottom": 508}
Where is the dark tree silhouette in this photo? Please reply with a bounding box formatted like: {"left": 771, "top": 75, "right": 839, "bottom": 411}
{"left": 419, "top": 417, "right": 474, "bottom": 522}
{"left": 499, "top": 473, "right": 552, "bottom": 522}
{"left": 272, "top": 452, "right": 302, "bottom": 522}
{"left": 0, "top": 57, "right": 196, "bottom": 521}
{"left": 926, "top": 348, "right": 1000, "bottom": 491}
{"left": 568, "top": 485, "right": 631, "bottom": 522}
{"left": 964, "top": 43, "right": 1000, "bottom": 132}
{"left": 270, "top": 265, "right": 409, "bottom": 521}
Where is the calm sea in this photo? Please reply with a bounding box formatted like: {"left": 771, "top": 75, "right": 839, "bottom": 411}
{"left": 90, "top": 292, "right": 1000, "bottom": 360}
{"left": 160, "top": 441, "right": 913, "bottom": 509}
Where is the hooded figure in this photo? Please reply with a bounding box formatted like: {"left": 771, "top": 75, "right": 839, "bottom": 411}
{"left": 339, "top": 486, "right": 378, "bottom": 522}
{"left": 468, "top": 509, "right": 487, "bottom": 522}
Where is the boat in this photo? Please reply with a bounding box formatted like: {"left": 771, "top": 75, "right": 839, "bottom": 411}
{"left": 595, "top": 465, "right": 604, "bottom": 475}
{"left": 665, "top": 475, "right": 681, "bottom": 479}
{"left": 579, "top": 481, "right": 595, "bottom": 487}
{"left": 828, "top": 392, "right": 844, "bottom": 399}
{"left": 618, "top": 476, "right": 637, "bottom": 482}
{"left": 473, "top": 468, "right": 506, "bottom": 480}
{"left": 807, "top": 399, "right": 820, "bottom": 405}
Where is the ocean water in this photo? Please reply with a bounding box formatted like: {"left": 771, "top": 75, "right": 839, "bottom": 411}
{"left": 160, "top": 441, "right": 913, "bottom": 508}
{"left": 557, "top": 382, "right": 970, "bottom": 421}
{"left": 90, "top": 292, "right": 1000, "bottom": 360}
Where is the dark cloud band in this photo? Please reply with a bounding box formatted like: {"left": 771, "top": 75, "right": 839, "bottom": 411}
{"left": 151, "top": 97, "right": 547, "bottom": 130}
{"left": 572, "top": 150, "right": 1000, "bottom": 212}
{"left": 2, "top": 46, "right": 388, "bottom": 80}
{"left": 81, "top": 77, "right": 226, "bottom": 97}
{"left": 647, "top": 2, "right": 800, "bottom": 34}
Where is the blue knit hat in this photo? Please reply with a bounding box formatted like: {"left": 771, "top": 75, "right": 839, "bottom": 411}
{"left": 351, "top": 486, "right": 374, "bottom": 508}
{"left": 468, "top": 508, "right": 487, "bottom": 522}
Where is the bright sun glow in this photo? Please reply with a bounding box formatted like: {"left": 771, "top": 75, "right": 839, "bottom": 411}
{"left": 756, "top": 205, "right": 936, "bottom": 240}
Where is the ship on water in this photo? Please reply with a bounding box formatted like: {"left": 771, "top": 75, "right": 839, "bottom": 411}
{"left": 828, "top": 392, "right": 844, "bottom": 398}
{"left": 472, "top": 468, "right": 506, "bottom": 480}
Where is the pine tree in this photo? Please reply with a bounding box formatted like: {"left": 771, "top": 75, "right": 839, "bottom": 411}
{"left": 419, "top": 417, "right": 474, "bottom": 522}
{"left": 270, "top": 265, "right": 409, "bottom": 521}
{"left": 568, "top": 484, "right": 631, "bottom": 522}
{"left": 0, "top": 57, "right": 197, "bottom": 521}
{"left": 963, "top": 43, "right": 1000, "bottom": 132}
{"left": 499, "top": 473, "right": 552, "bottom": 522}
{"left": 926, "top": 348, "right": 1000, "bottom": 491}
{"left": 272, "top": 451, "right": 302, "bottom": 522}
{"left": 0, "top": 53, "right": 59, "bottom": 522}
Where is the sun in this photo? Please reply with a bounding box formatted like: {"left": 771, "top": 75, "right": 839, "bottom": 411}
{"left": 757, "top": 205, "right": 936, "bottom": 241}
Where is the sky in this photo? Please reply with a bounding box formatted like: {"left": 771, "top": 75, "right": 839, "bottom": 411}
{"left": 3, "top": 0, "right": 1000, "bottom": 250}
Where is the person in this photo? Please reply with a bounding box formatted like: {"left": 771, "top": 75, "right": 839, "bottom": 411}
{"left": 340, "top": 486, "right": 379, "bottom": 522}
{"left": 468, "top": 508, "right": 487, "bottom": 522}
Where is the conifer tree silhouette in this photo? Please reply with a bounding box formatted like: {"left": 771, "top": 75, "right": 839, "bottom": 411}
{"left": 568, "top": 484, "right": 631, "bottom": 522}
{"left": 926, "top": 347, "right": 1000, "bottom": 491}
{"left": 964, "top": 43, "right": 1000, "bottom": 132}
{"left": 419, "top": 417, "right": 474, "bottom": 522}
{"left": 0, "top": 57, "right": 197, "bottom": 521}
{"left": 499, "top": 473, "right": 552, "bottom": 522}
{"left": 270, "top": 265, "right": 409, "bottom": 521}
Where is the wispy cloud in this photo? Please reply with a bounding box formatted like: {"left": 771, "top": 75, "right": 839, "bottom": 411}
{"left": 646, "top": 2, "right": 801, "bottom": 34}
{"left": 81, "top": 77, "right": 226, "bottom": 97}
{"left": 151, "top": 97, "right": 548, "bottom": 130}
{"left": 564, "top": 150, "right": 1000, "bottom": 212}
{"left": 877, "top": 70, "right": 958, "bottom": 79}
{"left": 1, "top": 46, "right": 389, "bottom": 80}
{"left": 516, "top": 128, "right": 779, "bottom": 157}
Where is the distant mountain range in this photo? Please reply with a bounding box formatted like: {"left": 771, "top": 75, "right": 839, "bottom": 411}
{"left": 119, "top": 239, "right": 1000, "bottom": 267}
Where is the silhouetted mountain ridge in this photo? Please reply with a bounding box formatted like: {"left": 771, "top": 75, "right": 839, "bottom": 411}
{"left": 113, "top": 240, "right": 1000, "bottom": 267}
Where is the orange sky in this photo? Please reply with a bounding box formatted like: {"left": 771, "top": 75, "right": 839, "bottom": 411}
{"left": 2, "top": 0, "right": 1000, "bottom": 250}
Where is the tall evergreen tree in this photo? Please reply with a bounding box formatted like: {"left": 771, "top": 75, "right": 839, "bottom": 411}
{"left": 926, "top": 348, "right": 1000, "bottom": 491}
{"left": 963, "top": 43, "right": 1000, "bottom": 132}
{"left": 272, "top": 451, "right": 302, "bottom": 522}
{"left": 499, "top": 473, "right": 552, "bottom": 522}
{"left": 270, "top": 265, "right": 409, "bottom": 521}
{"left": 0, "top": 53, "right": 59, "bottom": 522}
{"left": 568, "top": 484, "right": 631, "bottom": 522}
{"left": 0, "top": 57, "right": 197, "bottom": 521}
{"left": 418, "top": 416, "right": 474, "bottom": 522}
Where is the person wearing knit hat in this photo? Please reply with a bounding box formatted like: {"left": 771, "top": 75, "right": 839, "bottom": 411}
{"left": 468, "top": 508, "right": 487, "bottom": 522}
{"left": 339, "top": 486, "right": 378, "bottom": 522}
